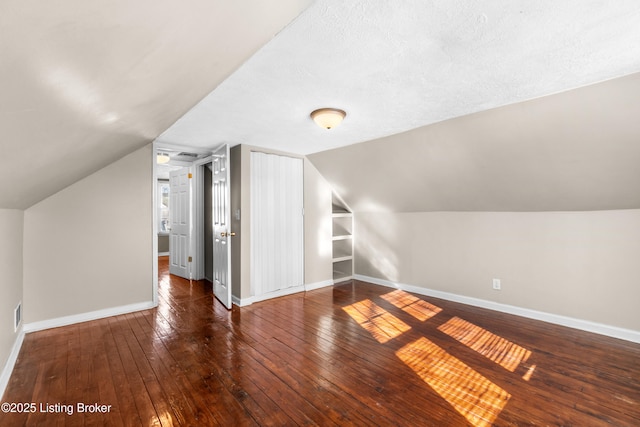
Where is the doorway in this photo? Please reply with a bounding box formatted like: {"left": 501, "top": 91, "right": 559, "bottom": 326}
{"left": 153, "top": 143, "right": 214, "bottom": 305}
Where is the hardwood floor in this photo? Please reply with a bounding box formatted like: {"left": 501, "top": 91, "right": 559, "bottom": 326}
{"left": 2, "top": 257, "right": 639, "bottom": 426}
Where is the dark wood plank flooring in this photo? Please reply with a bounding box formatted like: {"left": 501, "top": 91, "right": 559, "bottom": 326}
{"left": 1, "top": 257, "right": 639, "bottom": 426}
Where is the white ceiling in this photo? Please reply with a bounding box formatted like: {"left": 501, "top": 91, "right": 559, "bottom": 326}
{"left": 157, "top": 0, "right": 640, "bottom": 155}
{"left": 3, "top": 0, "right": 640, "bottom": 210}
{"left": 0, "top": 0, "right": 311, "bottom": 209}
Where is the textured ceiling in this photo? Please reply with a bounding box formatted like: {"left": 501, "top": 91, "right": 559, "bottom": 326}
{"left": 3, "top": 0, "right": 640, "bottom": 211}
{"left": 157, "top": 0, "right": 640, "bottom": 155}
{"left": 0, "top": 0, "right": 311, "bottom": 209}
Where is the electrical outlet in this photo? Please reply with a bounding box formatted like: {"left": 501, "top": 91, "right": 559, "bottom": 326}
{"left": 492, "top": 278, "right": 501, "bottom": 290}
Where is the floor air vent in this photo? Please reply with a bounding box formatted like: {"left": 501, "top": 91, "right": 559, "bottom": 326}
{"left": 14, "top": 302, "right": 21, "bottom": 332}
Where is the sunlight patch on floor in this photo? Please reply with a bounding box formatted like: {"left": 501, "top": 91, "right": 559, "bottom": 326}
{"left": 522, "top": 364, "right": 537, "bottom": 381}
{"left": 343, "top": 299, "right": 411, "bottom": 343}
{"left": 397, "top": 337, "right": 511, "bottom": 427}
{"left": 380, "top": 290, "right": 442, "bottom": 321}
{"left": 438, "top": 317, "right": 532, "bottom": 372}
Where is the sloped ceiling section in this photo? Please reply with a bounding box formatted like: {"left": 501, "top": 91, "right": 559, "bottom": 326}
{"left": 0, "top": 0, "right": 311, "bottom": 209}
{"left": 157, "top": 0, "right": 640, "bottom": 156}
{"left": 308, "top": 73, "right": 640, "bottom": 212}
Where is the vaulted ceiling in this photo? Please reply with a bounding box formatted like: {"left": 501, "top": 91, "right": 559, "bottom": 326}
{"left": 158, "top": 0, "right": 640, "bottom": 157}
{"left": 0, "top": 0, "right": 311, "bottom": 209}
{"left": 308, "top": 73, "right": 640, "bottom": 212}
{"left": 2, "top": 1, "right": 640, "bottom": 211}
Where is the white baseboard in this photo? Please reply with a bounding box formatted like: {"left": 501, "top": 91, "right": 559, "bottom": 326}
{"left": 233, "top": 279, "right": 334, "bottom": 307}
{"left": 354, "top": 274, "right": 640, "bottom": 344}
{"left": 305, "top": 279, "right": 334, "bottom": 292}
{"left": 333, "top": 276, "right": 353, "bottom": 284}
{"left": 2, "top": 301, "right": 156, "bottom": 399}
{"left": 0, "top": 326, "right": 25, "bottom": 401}
{"left": 158, "top": 252, "right": 169, "bottom": 257}
{"left": 23, "top": 301, "right": 157, "bottom": 333}
{"left": 251, "top": 284, "right": 307, "bottom": 304}
{"left": 232, "top": 295, "right": 252, "bottom": 307}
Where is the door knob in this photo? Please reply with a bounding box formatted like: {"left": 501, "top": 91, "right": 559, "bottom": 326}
{"left": 220, "top": 232, "right": 236, "bottom": 237}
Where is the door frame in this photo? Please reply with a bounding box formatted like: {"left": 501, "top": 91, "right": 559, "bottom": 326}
{"left": 192, "top": 154, "right": 213, "bottom": 281}
{"left": 152, "top": 141, "right": 216, "bottom": 306}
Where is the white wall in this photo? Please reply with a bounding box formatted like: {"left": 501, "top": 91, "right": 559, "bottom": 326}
{"left": 355, "top": 210, "right": 640, "bottom": 332}
{"left": 308, "top": 73, "right": 640, "bottom": 214}
{"left": 0, "top": 209, "right": 23, "bottom": 392}
{"left": 303, "top": 159, "right": 333, "bottom": 286}
{"left": 23, "top": 145, "right": 153, "bottom": 323}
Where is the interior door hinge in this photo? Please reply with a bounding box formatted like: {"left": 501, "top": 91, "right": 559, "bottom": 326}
{"left": 188, "top": 256, "right": 192, "bottom": 262}
{"left": 188, "top": 173, "right": 193, "bottom": 179}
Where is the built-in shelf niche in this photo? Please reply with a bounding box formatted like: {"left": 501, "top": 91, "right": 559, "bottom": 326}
{"left": 332, "top": 238, "right": 352, "bottom": 262}
{"left": 332, "top": 194, "right": 353, "bottom": 283}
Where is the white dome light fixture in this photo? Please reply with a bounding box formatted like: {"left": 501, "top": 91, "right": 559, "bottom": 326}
{"left": 310, "top": 108, "right": 346, "bottom": 129}
{"left": 156, "top": 152, "right": 170, "bottom": 164}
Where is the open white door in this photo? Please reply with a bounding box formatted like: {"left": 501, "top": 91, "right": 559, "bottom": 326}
{"left": 212, "top": 145, "right": 232, "bottom": 309}
{"left": 169, "top": 167, "right": 191, "bottom": 279}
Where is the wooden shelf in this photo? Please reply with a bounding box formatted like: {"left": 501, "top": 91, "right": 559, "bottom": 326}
{"left": 333, "top": 245, "right": 352, "bottom": 259}
{"left": 332, "top": 204, "right": 350, "bottom": 214}
{"left": 332, "top": 270, "right": 353, "bottom": 283}
{"left": 332, "top": 235, "right": 352, "bottom": 241}
{"left": 332, "top": 218, "right": 351, "bottom": 235}
{"left": 333, "top": 239, "right": 353, "bottom": 265}
{"left": 332, "top": 195, "right": 353, "bottom": 283}
{"left": 332, "top": 255, "right": 353, "bottom": 263}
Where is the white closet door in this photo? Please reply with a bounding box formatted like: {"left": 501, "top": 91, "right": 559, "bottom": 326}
{"left": 251, "top": 152, "right": 304, "bottom": 296}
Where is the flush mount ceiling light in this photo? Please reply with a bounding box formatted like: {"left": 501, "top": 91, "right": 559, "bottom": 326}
{"left": 310, "top": 108, "right": 346, "bottom": 129}
{"left": 156, "top": 152, "right": 170, "bottom": 164}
